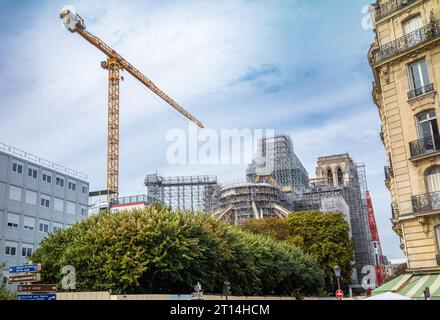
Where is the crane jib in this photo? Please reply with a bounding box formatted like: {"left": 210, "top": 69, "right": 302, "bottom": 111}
{"left": 75, "top": 28, "right": 204, "bottom": 128}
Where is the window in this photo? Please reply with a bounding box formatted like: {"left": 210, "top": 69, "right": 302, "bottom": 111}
{"left": 25, "top": 190, "right": 37, "bottom": 205}
{"left": 54, "top": 198, "right": 64, "bottom": 212}
{"left": 28, "top": 167, "right": 38, "bottom": 179}
{"left": 427, "top": 166, "right": 440, "bottom": 193}
{"left": 53, "top": 223, "right": 63, "bottom": 233}
{"left": 7, "top": 213, "right": 20, "bottom": 229}
{"left": 327, "top": 169, "right": 334, "bottom": 186}
{"left": 408, "top": 60, "right": 431, "bottom": 97}
{"left": 56, "top": 177, "right": 65, "bottom": 188}
{"left": 12, "top": 162, "right": 23, "bottom": 174}
{"left": 39, "top": 221, "right": 49, "bottom": 233}
{"left": 80, "top": 206, "right": 88, "bottom": 217}
{"left": 82, "top": 186, "right": 88, "bottom": 194}
{"left": 23, "top": 216, "right": 35, "bottom": 231}
{"left": 417, "top": 110, "right": 439, "bottom": 140}
{"left": 9, "top": 186, "right": 22, "bottom": 201}
{"left": 403, "top": 15, "right": 423, "bottom": 35}
{"left": 337, "top": 168, "right": 344, "bottom": 187}
{"left": 42, "top": 173, "right": 52, "bottom": 184}
{"left": 68, "top": 181, "right": 76, "bottom": 191}
{"left": 40, "top": 194, "right": 51, "bottom": 208}
{"left": 67, "top": 201, "right": 76, "bottom": 215}
{"left": 436, "top": 225, "right": 440, "bottom": 253}
{"left": 5, "top": 242, "right": 17, "bottom": 256}
{"left": 21, "top": 245, "right": 33, "bottom": 258}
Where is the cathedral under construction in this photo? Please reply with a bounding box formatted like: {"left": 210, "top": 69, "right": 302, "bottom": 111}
{"left": 144, "top": 134, "right": 375, "bottom": 283}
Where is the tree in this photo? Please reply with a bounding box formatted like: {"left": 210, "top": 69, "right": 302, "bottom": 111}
{"left": 0, "top": 262, "right": 14, "bottom": 300}
{"left": 242, "top": 211, "right": 355, "bottom": 292}
{"left": 32, "top": 206, "right": 324, "bottom": 296}
{"left": 387, "top": 263, "right": 407, "bottom": 281}
{"left": 239, "top": 217, "right": 290, "bottom": 241}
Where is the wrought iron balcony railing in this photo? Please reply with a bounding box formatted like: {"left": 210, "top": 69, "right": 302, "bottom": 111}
{"left": 384, "top": 166, "right": 393, "bottom": 181}
{"left": 372, "top": 19, "right": 440, "bottom": 64}
{"left": 408, "top": 83, "right": 435, "bottom": 99}
{"left": 391, "top": 202, "right": 400, "bottom": 219}
{"left": 375, "top": 0, "right": 417, "bottom": 21}
{"left": 412, "top": 190, "right": 440, "bottom": 213}
{"left": 409, "top": 134, "right": 440, "bottom": 158}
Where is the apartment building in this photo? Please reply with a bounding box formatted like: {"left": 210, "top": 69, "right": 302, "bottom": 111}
{"left": 369, "top": 0, "right": 440, "bottom": 272}
{"left": 0, "top": 142, "right": 89, "bottom": 282}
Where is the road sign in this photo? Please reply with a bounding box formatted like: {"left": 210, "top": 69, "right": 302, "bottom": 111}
{"left": 16, "top": 294, "right": 56, "bottom": 301}
{"left": 336, "top": 289, "right": 344, "bottom": 299}
{"left": 17, "top": 284, "right": 57, "bottom": 293}
{"left": 9, "top": 264, "right": 41, "bottom": 274}
{"left": 9, "top": 274, "right": 41, "bottom": 284}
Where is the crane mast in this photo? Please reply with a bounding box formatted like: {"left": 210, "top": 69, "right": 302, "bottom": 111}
{"left": 60, "top": 10, "right": 204, "bottom": 200}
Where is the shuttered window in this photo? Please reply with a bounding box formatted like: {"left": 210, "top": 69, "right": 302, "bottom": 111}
{"left": 427, "top": 166, "right": 440, "bottom": 193}
{"left": 23, "top": 216, "right": 35, "bottom": 231}
{"left": 7, "top": 213, "right": 20, "bottom": 228}
{"left": 9, "top": 186, "right": 22, "bottom": 201}
{"left": 67, "top": 201, "right": 76, "bottom": 215}
{"left": 404, "top": 15, "right": 423, "bottom": 35}
{"left": 25, "top": 190, "right": 37, "bottom": 205}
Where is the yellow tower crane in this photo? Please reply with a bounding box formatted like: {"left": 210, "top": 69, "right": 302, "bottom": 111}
{"left": 60, "top": 9, "right": 204, "bottom": 200}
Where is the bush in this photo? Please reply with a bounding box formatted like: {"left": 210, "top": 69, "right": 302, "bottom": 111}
{"left": 242, "top": 212, "right": 355, "bottom": 291}
{"left": 32, "top": 206, "right": 323, "bottom": 296}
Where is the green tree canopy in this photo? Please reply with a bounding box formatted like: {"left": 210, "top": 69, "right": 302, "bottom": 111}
{"left": 241, "top": 212, "right": 355, "bottom": 292}
{"left": 32, "top": 205, "right": 323, "bottom": 296}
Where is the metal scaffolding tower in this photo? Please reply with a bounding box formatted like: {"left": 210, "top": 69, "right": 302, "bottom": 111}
{"left": 246, "top": 134, "right": 309, "bottom": 194}
{"left": 144, "top": 173, "right": 218, "bottom": 213}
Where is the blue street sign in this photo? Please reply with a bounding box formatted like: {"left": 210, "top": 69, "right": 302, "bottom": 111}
{"left": 9, "top": 264, "right": 41, "bottom": 274}
{"left": 16, "top": 294, "right": 56, "bottom": 301}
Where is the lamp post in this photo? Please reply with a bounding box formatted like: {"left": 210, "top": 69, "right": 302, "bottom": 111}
{"left": 333, "top": 265, "right": 342, "bottom": 300}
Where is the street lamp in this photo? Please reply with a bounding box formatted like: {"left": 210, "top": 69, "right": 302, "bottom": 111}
{"left": 333, "top": 265, "right": 342, "bottom": 299}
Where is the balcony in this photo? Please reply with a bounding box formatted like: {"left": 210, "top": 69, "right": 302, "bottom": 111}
{"left": 408, "top": 83, "right": 435, "bottom": 99}
{"left": 391, "top": 202, "right": 400, "bottom": 220}
{"left": 384, "top": 166, "right": 393, "bottom": 181}
{"left": 372, "top": 19, "right": 440, "bottom": 64}
{"left": 409, "top": 134, "right": 440, "bottom": 159}
{"left": 412, "top": 191, "right": 440, "bottom": 213}
{"left": 374, "top": 0, "right": 418, "bottom": 21}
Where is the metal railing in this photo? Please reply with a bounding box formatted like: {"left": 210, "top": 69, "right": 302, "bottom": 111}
{"left": 409, "top": 134, "right": 440, "bottom": 158}
{"left": 384, "top": 166, "right": 393, "bottom": 181}
{"left": 372, "top": 19, "right": 440, "bottom": 64}
{"left": 408, "top": 83, "right": 435, "bottom": 99}
{"left": 110, "top": 195, "right": 157, "bottom": 207}
{"left": 412, "top": 190, "right": 440, "bottom": 213}
{"left": 0, "top": 142, "right": 88, "bottom": 181}
{"left": 391, "top": 202, "right": 400, "bottom": 219}
{"left": 375, "top": 0, "right": 417, "bottom": 21}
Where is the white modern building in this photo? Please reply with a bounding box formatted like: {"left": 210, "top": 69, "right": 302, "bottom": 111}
{"left": 0, "top": 142, "right": 89, "bottom": 284}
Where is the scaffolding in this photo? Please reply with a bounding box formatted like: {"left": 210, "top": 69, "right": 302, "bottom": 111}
{"left": 144, "top": 173, "right": 218, "bottom": 213}
{"left": 246, "top": 134, "right": 309, "bottom": 194}
{"left": 214, "top": 180, "right": 293, "bottom": 224}
{"left": 293, "top": 158, "right": 374, "bottom": 284}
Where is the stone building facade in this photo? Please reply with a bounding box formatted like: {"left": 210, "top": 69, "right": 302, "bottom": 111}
{"left": 315, "top": 154, "right": 374, "bottom": 281}
{"left": 369, "top": 0, "right": 440, "bottom": 272}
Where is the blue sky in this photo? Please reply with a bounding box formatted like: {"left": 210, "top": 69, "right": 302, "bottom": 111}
{"left": 0, "top": 1, "right": 404, "bottom": 259}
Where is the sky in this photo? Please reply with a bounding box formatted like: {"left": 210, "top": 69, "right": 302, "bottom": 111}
{"left": 0, "top": 0, "right": 404, "bottom": 259}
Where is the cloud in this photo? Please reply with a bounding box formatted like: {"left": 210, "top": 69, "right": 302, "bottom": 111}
{"left": 0, "top": 0, "right": 403, "bottom": 259}
{"left": 237, "top": 64, "right": 281, "bottom": 82}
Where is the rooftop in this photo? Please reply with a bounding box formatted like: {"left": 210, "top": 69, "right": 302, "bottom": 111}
{"left": 0, "top": 141, "right": 88, "bottom": 181}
